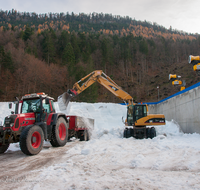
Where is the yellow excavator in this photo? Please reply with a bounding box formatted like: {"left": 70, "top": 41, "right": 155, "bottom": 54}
{"left": 58, "top": 70, "right": 165, "bottom": 139}
{"left": 188, "top": 55, "right": 200, "bottom": 75}
{"left": 169, "top": 74, "right": 186, "bottom": 91}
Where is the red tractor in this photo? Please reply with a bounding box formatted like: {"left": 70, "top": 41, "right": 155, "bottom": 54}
{"left": 0, "top": 92, "right": 92, "bottom": 155}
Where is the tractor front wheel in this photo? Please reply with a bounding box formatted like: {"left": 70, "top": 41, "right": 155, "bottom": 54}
{"left": 20, "top": 125, "right": 44, "bottom": 155}
{"left": 0, "top": 143, "right": 10, "bottom": 154}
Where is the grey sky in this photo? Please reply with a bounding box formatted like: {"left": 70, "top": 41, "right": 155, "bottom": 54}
{"left": 1, "top": 0, "right": 199, "bottom": 34}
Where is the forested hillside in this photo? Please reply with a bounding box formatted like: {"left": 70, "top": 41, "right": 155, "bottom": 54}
{"left": 0, "top": 9, "right": 200, "bottom": 103}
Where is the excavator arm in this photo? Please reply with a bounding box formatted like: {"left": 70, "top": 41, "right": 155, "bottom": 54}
{"left": 73, "top": 70, "right": 133, "bottom": 103}
{"left": 58, "top": 70, "right": 133, "bottom": 109}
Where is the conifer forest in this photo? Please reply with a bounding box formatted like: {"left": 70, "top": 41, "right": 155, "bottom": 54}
{"left": 0, "top": 9, "right": 200, "bottom": 102}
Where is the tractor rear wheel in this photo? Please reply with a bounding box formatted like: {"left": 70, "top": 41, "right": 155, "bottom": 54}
{"left": 0, "top": 143, "right": 10, "bottom": 154}
{"left": 50, "top": 117, "right": 68, "bottom": 147}
{"left": 20, "top": 125, "right": 44, "bottom": 155}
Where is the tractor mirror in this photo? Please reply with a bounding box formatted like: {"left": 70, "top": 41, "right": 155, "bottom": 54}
{"left": 9, "top": 102, "right": 12, "bottom": 109}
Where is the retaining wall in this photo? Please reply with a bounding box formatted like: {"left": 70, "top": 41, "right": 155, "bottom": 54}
{"left": 148, "top": 82, "right": 200, "bottom": 134}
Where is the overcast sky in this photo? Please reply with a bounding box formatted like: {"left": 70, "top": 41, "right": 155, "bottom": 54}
{"left": 1, "top": 0, "right": 200, "bottom": 34}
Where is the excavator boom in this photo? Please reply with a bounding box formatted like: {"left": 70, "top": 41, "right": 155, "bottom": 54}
{"left": 58, "top": 70, "right": 133, "bottom": 110}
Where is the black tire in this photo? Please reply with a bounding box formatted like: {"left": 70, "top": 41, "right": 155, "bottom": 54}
{"left": 50, "top": 117, "right": 68, "bottom": 147}
{"left": 150, "top": 127, "right": 156, "bottom": 139}
{"left": 123, "top": 128, "right": 127, "bottom": 138}
{"left": 123, "top": 128, "right": 132, "bottom": 138}
{"left": 0, "top": 143, "right": 10, "bottom": 154}
{"left": 146, "top": 128, "right": 151, "bottom": 139}
{"left": 79, "top": 130, "right": 90, "bottom": 141}
{"left": 20, "top": 125, "right": 44, "bottom": 155}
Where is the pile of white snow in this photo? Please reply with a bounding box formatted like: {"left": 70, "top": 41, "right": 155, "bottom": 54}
{"left": 1, "top": 102, "right": 200, "bottom": 190}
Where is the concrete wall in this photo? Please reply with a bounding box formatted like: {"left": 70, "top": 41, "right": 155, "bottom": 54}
{"left": 148, "top": 82, "right": 200, "bottom": 134}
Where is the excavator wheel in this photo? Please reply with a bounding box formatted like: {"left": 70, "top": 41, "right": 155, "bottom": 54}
{"left": 123, "top": 128, "right": 133, "bottom": 138}
{"left": 0, "top": 143, "right": 10, "bottom": 154}
{"left": 149, "top": 127, "right": 156, "bottom": 139}
{"left": 146, "top": 128, "right": 151, "bottom": 139}
{"left": 50, "top": 117, "right": 68, "bottom": 147}
{"left": 20, "top": 125, "right": 44, "bottom": 155}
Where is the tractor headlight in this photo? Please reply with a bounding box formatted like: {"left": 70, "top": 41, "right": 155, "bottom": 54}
{"left": 10, "top": 123, "right": 14, "bottom": 127}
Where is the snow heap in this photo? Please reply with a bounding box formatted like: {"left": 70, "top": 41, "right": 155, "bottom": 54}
{"left": 1, "top": 102, "right": 200, "bottom": 189}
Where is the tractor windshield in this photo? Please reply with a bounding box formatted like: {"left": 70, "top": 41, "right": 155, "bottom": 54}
{"left": 21, "top": 99, "right": 41, "bottom": 113}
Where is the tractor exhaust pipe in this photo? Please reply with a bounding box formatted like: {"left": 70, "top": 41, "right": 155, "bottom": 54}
{"left": 57, "top": 89, "right": 78, "bottom": 111}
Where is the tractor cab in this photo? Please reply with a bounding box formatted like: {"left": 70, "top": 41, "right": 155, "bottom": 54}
{"left": 20, "top": 93, "right": 55, "bottom": 122}
{"left": 6, "top": 93, "right": 56, "bottom": 132}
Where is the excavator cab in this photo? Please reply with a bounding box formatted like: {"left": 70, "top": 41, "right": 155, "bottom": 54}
{"left": 127, "top": 104, "right": 147, "bottom": 126}
{"left": 133, "top": 104, "right": 147, "bottom": 123}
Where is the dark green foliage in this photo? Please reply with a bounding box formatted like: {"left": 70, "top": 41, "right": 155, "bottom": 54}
{"left": 62, "top": 43, "right": 75, "bottom": 64}
{"left": 57, "top": 30, "right": 70, "bottom": 57}
{"left": 0, "top": 46, "right": 14, "bottom": 73}
{"left": 147, "top": 38, "right": 156, "bottom": 49}
{"left": 41, "top": 30, "right": 55, "bottom": 64}
{"left": 78, "top": 32, "right": 91, "bottom": 63}
{"left": 74, "top": 58, "right": 98, "bottom": 103}
{"left": 62, "top": 42, "right": 75, "bottom": 75}
{"left": 23, "top": 25, "right": 33, "bottom": 41}
{"left": 139, "top": 39, "right": 148, "bottom": 55}
{"left": 71, "top": 32, "right": 81, "bottom": 63}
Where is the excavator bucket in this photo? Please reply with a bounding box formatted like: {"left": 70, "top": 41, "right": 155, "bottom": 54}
{"left": 57, "top": 89, "right": 78, "bottom": 111}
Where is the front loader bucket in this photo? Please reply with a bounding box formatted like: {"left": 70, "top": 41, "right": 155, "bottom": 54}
{"left": 57, "top": 89, "right": 78, "bottom": 111}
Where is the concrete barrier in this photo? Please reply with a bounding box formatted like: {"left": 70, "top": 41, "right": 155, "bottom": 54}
{"left": 148, "top": 82, "right": 200, "bottom": 134}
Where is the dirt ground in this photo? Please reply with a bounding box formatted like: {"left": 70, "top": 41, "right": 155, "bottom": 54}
{"left": 0, "top": 140, "right": 80, "bottom": 190}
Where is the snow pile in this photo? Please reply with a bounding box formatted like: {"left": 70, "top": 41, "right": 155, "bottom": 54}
{"left": 1, "top": 102, "right": 200, "bottom": 189}
{"left": 0, "top": 102, "right": 14, "bottom": 125}
{"left": 55, "top": 102, "right": 127, "bottom": 139}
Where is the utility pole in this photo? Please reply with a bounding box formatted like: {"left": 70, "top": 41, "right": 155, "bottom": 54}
{"left": 157, "top": 86, "right": 159, "bottom": 101}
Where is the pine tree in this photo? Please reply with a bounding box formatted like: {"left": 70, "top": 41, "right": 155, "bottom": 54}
{"left": 42, "top": 31, "right": 55, "bottom": 64}
{"left": 57, "top": 30, "right": 70, "bottom": 58}
{"left": 23, "top": 24, "right": 33, "bottom": 41}
{"left": 62, "top": 42, "right": 75, "bottom": 76}
{"left": 3, "top": 51, "right": 14, "bottom": 73}
{"left": 139, "top": 39, "right": 148, "bottom": 55}
{"left": 71, "top": 32, "right": 81, "bottom": 63}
